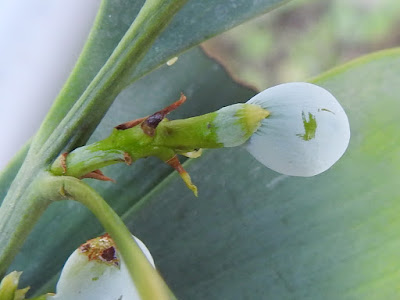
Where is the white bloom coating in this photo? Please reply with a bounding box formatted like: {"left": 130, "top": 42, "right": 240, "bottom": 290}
{"left": 245, "top": 82, "right": 350, "bottom": 177}
{"left": 48, "top": 236, "right": 154, "bottom": 300}
{"left": 214, "top": 104, "right": 247, "bottom": 147}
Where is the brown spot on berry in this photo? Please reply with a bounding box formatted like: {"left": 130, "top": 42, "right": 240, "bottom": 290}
{"left": 101, "top": 246, "right": 116, "bottom": 262}
{"left": 78, "top": 233, "right": 120, "bottom": 267}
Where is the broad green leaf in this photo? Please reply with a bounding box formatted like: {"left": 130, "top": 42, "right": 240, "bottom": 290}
{"left": 12, "top": 47, "right": 256, "bottom": 294}
{"left": 120, "top": 48, "right": 400, "bottom": 299}
{"left": 25, "top": 46, "right": 400, "bottom": 298}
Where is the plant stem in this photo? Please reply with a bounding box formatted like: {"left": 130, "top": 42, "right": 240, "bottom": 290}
{"left": 0, "top": 141, "right": 30, "bottom": 202}
{"left": 49, "top": 103, "right": 271, "bottom": 180}
{"left": 0, "top": 171, "right": 51, "bottom": 276}
{"left": 50, "top": 113, "right": 222, "bottom": 178}
{"left": 40, "top": 174, "right": 176, "bottom": 300}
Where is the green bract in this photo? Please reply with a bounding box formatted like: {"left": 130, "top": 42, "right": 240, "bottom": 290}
{"left": 245, "top": 82, "right": 350, "bottom": 176}
{"left": 0, "top": 271, "right": 29, "bottom": 300}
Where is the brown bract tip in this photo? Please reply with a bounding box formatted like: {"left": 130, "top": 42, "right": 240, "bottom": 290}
{"left": 80, "top": 169, "right": 116, "bottom": 183}
{"left": 166, "top": 155, "right": 198, "bottom": 197}
{"left": 124, "top": 152, "right": 133, "bottom": 165}
{"left": 115, "top": 116, "right": 147, "bottom": 130}
{"left": 60, "top": 152, "right": 69, "bottom": 173}
{"left": 141, "top": 93, "right": 187, "bottom": 137}
{"left": 115, "top": 94, "right": 187, "bottom": 135}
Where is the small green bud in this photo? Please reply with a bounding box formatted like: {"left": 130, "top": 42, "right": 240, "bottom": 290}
{"left": 0, "top": 271, "right": 30, "bottom": 300}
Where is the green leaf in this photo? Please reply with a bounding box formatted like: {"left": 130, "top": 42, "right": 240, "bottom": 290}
{"left": 13, "top": 47, "right": 255, "bottom": 294}
{"left": 122, "top": 48, "right": 400, "bottom": 299}
{"left": 24, "top": 46, "right": 400, "bottom": 298}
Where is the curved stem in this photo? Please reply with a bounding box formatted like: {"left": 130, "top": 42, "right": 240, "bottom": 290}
{"left": 40, "top": 174, "right": 176, "bottom": 300}
{"left": 0, "top": 175, "right": 51, "bottom": 276}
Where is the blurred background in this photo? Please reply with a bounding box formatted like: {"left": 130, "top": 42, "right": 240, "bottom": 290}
{"left": 0, "top": 0, "right": 99, "bottom": 171}
{"left": 203, "top": 0, "right": 400, "bottom": 90}
{"left": 1, "top": 0, "right": 400, "bottom": 170}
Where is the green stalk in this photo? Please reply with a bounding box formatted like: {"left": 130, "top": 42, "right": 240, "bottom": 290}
{"left": 40, "top": 174, "right": 176, "bottom": 300}
{"left": 0, "top": 141, "right": 30, "bottom": 202}
{"left": 0, "top": 172, "right": 52, "bottom": 275}
{"left": 49, "top": 103, "right": 270, "bottom": 179}
{"left": 50, "top": 113, "right": 222, "bottom": 178}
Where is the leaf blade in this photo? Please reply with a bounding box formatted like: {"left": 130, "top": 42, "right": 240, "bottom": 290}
{"left": 25, "top": 47, "right": 400, "bottom": 298}
{"left": 121, "top": 48, "right": 400, "bottom": 299}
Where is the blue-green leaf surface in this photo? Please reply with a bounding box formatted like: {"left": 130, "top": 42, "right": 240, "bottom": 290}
{"left": 124, "top": 49, "right": 400, "bottom": 299}
{"left": 13, "top": 47, "right": 256, "bottom": 294}
{"left": 24, "top": 47, "right": 400, "bottom": 299}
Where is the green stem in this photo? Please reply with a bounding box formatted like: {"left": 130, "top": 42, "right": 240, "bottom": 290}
{"left": 50, "top": 103, "right": 270, "bottom": 179}
{"left": 0, "top": 172, "right": 51, "bottom": 276}
{"left": 50, "top": 113, "right": 222, "bottom": 178}
{"left": 0, "top": 141, "right": 30, "bottom": 202}
{"left": 40, "top": 174, "right": 176, "bottom": 300}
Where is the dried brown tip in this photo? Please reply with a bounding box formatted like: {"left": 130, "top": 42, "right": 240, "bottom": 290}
{"left": 124, "top": 152, "right": 133, "bottom": 165}
{"left": 80, "top": 169, "right": 115, "bottom": 183}
{"left": 141, "top": 93, "right": 187, "bottom": 137}
{"left": 60, "top": 152, "right": 69, "bottom": 174}
{"left": 166, "top": 155, "right": 198, "bottom": 197}
{"left": 115, "top": 93, "right": 186, "bottom": 133}
{"left": 158, "top": 93, "right": 187, "bottom": 116}
{"left": 115, "top": 116, "right": 147, "bottom": 130}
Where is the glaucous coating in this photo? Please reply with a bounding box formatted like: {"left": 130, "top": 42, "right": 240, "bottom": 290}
{"left": 48, "top": 235, "right": 154, "bottom": 300}
{"left": 245, "top": 82, "right": 350, "bottom": 177}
